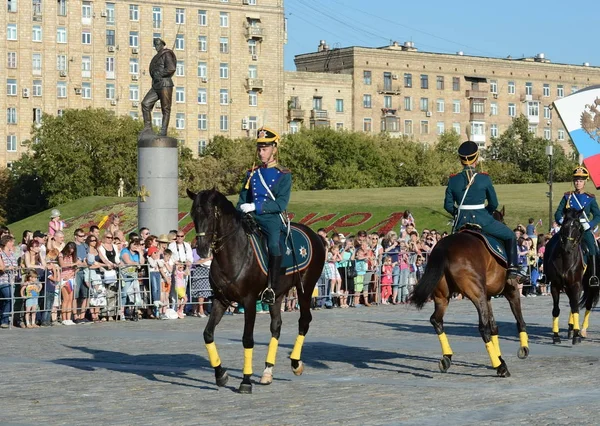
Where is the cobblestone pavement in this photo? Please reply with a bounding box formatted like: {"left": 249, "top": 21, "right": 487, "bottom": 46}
{"left": 1, "top": 296, "right": 599, "bottom": 425}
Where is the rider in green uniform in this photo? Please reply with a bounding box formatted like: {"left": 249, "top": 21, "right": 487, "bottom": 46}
{"left": 444, "top": 141, "right": 519, "bottom": 278}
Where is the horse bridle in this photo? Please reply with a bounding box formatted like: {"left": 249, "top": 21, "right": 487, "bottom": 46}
{"left": 559, "top": 219, "right": 583, "bottom": 247}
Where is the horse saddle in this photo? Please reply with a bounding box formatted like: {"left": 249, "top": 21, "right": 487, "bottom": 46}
{"left": 459, "top": 228, "right": 508, "bottom": 267}
{"left": 248, "top": 224, "right": 313, "bottom": 276}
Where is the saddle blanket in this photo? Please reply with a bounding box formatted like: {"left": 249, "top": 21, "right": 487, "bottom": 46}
{"left": 460, "top": 229, "right": 507, "bottom": 267}
{"left": 249, "top": 224, "right": 313, "bottom": 276}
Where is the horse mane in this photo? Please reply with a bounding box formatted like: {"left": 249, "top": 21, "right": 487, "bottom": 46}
{"left": 195, "top": 189, "right": 239, "bottom": 217}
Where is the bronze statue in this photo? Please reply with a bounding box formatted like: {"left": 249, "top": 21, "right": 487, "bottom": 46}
{"left": 141, "top": 38, "right": 177, "bottom": 137}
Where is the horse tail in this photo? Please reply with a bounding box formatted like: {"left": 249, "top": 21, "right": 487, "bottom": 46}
{"left": 410, "top": 243, "right": 447, "bottom": 310}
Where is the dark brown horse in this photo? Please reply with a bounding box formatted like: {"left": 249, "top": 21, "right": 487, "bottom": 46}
{"left": 187, "top": 189, "right": 326, "bottom": 394}
{"left": 410, "top": 210, "right": 529, "bottom": 377}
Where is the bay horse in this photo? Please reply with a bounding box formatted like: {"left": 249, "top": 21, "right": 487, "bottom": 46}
{"left": 186, "top": 188, "right": 326, "bottom": 394}
{"left": 544, "top": 208, "right": 600, "bottom": 344}
{"left": 410, "top": 209, "right": 529, "bottom": 378}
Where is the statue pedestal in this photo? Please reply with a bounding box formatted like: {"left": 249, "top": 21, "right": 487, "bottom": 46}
{"left": 137, "top": 133, "right": 178, "bottom": 235}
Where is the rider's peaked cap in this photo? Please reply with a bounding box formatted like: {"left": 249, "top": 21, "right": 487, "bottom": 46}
{"left": 256, "top": 126, "right": 279, "bottom": 147}
{"left": 458, "top": 141, "right": 479, "bottom": 165}
{"left": 573, "top": 166, "right": 590, "bottom": 180}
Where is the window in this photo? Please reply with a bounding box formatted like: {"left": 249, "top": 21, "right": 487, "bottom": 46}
{"left": 197, "top": 61, "right": 207, "bottom": 77}
{"left": 57, "top": 0, "right": 67, "bottom": 16}
{"left": 129, "top": 5, "right": 139, "bottom": 21}
{"left": 436, "top": 98, "right": 444, "bottom": 113}
{"left": 436, "top": 76, "right": 444, "bottom": 90}
{"left": 7, "top": 52, "right": 16, "bottom": 69}
{"left": 57, "top": 27, "right": 67, "bottom": 43}
{"left": 33, "top": 0, "right": 41, "bottom": 15}
{"left": 420, "top": 74, "right": 428, "bottom": 89}
{"left": 452, "top": 122, "right": 461, "bottom": 135}
{"left": 176, "top": 61, "right": 185, "bottom": 77}
{"left": 543, "top": 83, "right": 550, "bottom": 97}
{"left": 557, "top": 85, "right": 564, "bottom": 98}
{"left": 558, "top": 129, "right": 565, "bottom": 140}
{"left": 490, "top": 102, "right": 498, "bottom": 116}
{"left": 198, "top": 114, "right": 207, "bottom": 130}
{"left": 57, "top": 109, "right": 64, "bottom": 117}
{"left": 336, "top": 122, "right": 344, "bottom": 130}
{"left": 544, "top": 128, "right": 552, "bottom": 140}
{"left": 197, "top": 88, "right": 207, "bottom": 104}
{"left": 7, "top": 79, "right": 17, "bottom": 96}
{"left": 420, "top": 97, "right": 429, "bottom": 111}
{"left": 198, "top": 10, "right": 207, "bottom": 26}
{"left": 248, "top": 40, "right": 257, "bottom": 55}
{"left": 528, "top": 125, "right": 537, "bottom": 135}
{"left": 404, "top": 120, "right": 413, "bottom": 135}
{"left": 6, "top": 108, "right": 17, "bottom": 124}
{"left": 490, "top": 124, "right": 498, "bottom": 138}
{"left": 248, "top": 116, "right": 258, "bottom": 130}
{"left": 313, "top": 97, "right": 322, "bottom": 110}
{"left": 106, "top": 30, "right": 115, "bottom": 46}
{"left": 471, "top": 122, "right": 485, "bottom": 138}
{"left": 525, "top": 82, "right": 532, "bottom": 95}
{"left": 176, "top": 87, "right": 185, "bottom": 103}
{"left": 490, "top": 80, "right": 498, "bottom": 94}
{"left": 82, "top": 56, "right": 91, "bottom": 77}
{"left": 82, "top": 1, "right": 92, "bottom": 20}
{"left": 176, "top": 8, "right": 185, "bottom": 24}
{"left": 246, "top": 0, "right": 256, "bottom": 4}
{"left": 7, "top": 135, "right": 17, "bottom": 152}
{"left": 198, "top": 140, "right": 207, "bottom": 155}
{"left": 404, "top": 73, "right": 412, "bottom": 88}
{"left": 437, "top": 121, "right": 445, "bottom": 135}
{"left": 80, "top": 82, "right": 91, "bottom": 99}
{"left": 82, "top": 31, "right": 91, "bottom": 44}
{"left": 129, "top": 111, "right": 139, "bottom": 120}
{"left": 220, "top": 37, "right": 229, "bottom": 54}
{"left": 453, "top": 100, "right": 460, "bottom": 113}
{"left": 528, "top": 101, "right": 539, "bottom": 117}
{"left": 219, "top": 63, "right": 229, "bottom": 79}
{"left": 220, "top": 115, "right": 228, "bottom": 131}
{"left": 220, "top": 12, "right": 229, "bottom": 27}
{"left": 363, "top": 71, "right": 372, "bottom": 85}
{"left": 248, "top": 65, "right": 257, "bottom": 78}
{"left": 105, "top": 57, "right": 115, "bottom": 78}
{"left": 544, "top": 106, "right": 551, "bottom": 119}
{"left": 152, "top": 112, "right": 162, "bottom": 127}
{"left": 106, "top": 3, "right": 115, "bottom": 25}
{"left": 404, "top": 96, "right": 412, "bottom": 111}
{"left": 129, "top": 32, "right": 139, "bottom": 48}
{"left": 289, "top": 121, "right": 300, "bottom": 134}
{"left": 32, "top": 53, "right": 42, "bottom": 74}
{"left": 57, "top": 55, "right": 67, "bottom": 71}
{"left": 508, "top": 81, "right": 515, "bottom": 94}
{"left": 176, "top": 113, "right": 185, "bottom": 129}
{"left": 153, "top": 7, "right": 162, "bottom": 28}
{"left": 129, "top": 58, "right": 139, "bottom": 75}
{"left": 129, "top": 85, "right": 139, "bottom": 101}
{"left": 33, "top": 80, "right": 42, "bottom": 96}
{"left": 384, "top": 96, "right": 392, "bottom": 109}
{"left": 508, "top": 103, "right": 516, "bottom": 117}
{"left": 57, "top": 81, "right": 67, "bottom": 98}
{"left": 363, "top": 94, "right": 372, "bottom": 108}
{"left": 33, "top": 108, "right": 42, "bottom": 124}
{"left": 105, "top": 83, "right": 115, "bottom": 99}
{"left": 420, "top": 120, "right": 429, "bottom": 134}
{"left": 198, "top": 36, "right": 207, "bottom": 52}
{"left": 248, "top": 91, "right": 258, "bottom": 106}
{"left": 452, "top": 77, "right": 460, "bottom": 91}
{"left": 8, "top": 0, "right": 17, "bottom": 12}
{"left": 336, "top": 99, "right": 344, "bottom": 113}
{"left": 32, "top": 26, "right": 42, "bottom": 42}
{"left": 219, "top": 89, "right": 229, "bottom": 105}
{"left": 363, "top": 118, "right": 372, "bottom": 132}
{"left": 471, "top": 101, "right": 485, "bottom": 114}
{"left": 175, "top": 34, "right": 185, "bottom": 50}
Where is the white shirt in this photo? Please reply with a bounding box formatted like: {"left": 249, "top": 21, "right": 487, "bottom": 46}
{"left": 168, "top": 241, "right": 193, "bottom": 264}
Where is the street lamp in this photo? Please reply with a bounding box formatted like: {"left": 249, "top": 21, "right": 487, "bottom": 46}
{"left": 546, "top": 143, "right": 554, "bottom": 233}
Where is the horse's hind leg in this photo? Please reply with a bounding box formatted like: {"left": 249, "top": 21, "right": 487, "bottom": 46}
{"left": 551, "top": 283, "right": 562, "bottom": 344}
{"left": 239, "top": 297, "right": 258, "bottom": 394}
{"left": 290, "top": 283, "right": 313, "bottom": 376}
{"left": 487, "top": 299, "right": 502, "bottom": 359}
{"left": 430, "top": 289, "right": 453, "bottom": 373}
{"left": 502, "top": 278, "right": 529, "bottom": 359}
{"left": 260, "top": 294, "right": 285, "bottom": 385}
{"left": 203, "top": 299, "right": 229, "bottom": 387}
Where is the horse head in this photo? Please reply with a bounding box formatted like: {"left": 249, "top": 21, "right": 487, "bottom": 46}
{"left": 560, "top": 207, "right": 584, "bottom": 250}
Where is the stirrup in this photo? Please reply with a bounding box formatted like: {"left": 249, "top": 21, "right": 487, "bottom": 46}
{"left": 260, "top": 287, "right": 276, "bottom": 306}
{"left": 590, "top": 275, "right": 600, "bottom": 287}
{"left": 506, "top": 267, "right": 520, "bottom": 279}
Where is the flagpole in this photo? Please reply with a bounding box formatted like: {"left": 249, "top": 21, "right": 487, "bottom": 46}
{"left": 546, "top": 144, "right": 554, "bottom": 233}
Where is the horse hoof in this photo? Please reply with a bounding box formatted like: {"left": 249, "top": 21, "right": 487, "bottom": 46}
{"left": 438, "top": 356, "right": 452, "bottom": 373}
{"left": 292, "top": 360, "right": 304, "bottom": 376}
{"left": 572, "top": 335, "right": 582, "bottom": 345}
{"left": 496, "top": 360, "right": 511, "bottom": 378}
{"left": 581, "top": 329, "right": 588, "bottom": 339}
{"left": 567, "top": 330, "right": 573, "bottom": 339}
{"left": 259, "top": 373, "right": 273, "bottom": 385}
{"left": 517, "top": 346, "right": 529, "bottom": 359}
{"left": 238, "top": 383, "right": 252, "bottom": 394}
{"left": 216, "top": 370, "right": 229, "bottom": 387}
{"left": 552, "top": 335, "right": 561, "bottom": 344}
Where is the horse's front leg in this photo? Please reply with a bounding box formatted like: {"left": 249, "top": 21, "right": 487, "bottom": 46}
{"left": 239, "top": 297, "right": 258, "bottom": 394}
{"left": 567, "top": 282, "right": 583, "bottom": 345}
{"left": 260, "top": 293, "right": 285, "bottom": 385}
{"left": 551, "top": 282, "right": 562, "bottom": 344}
{"left": 203, "top": 299, "right": 229, "bottom": 387}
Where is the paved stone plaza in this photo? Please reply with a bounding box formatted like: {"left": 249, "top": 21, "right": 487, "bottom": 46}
{"left": 1, "top": 296, "right": 599, "bottom": 425}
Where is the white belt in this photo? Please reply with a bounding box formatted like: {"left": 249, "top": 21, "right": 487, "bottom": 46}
{"left": 460, "top": 204, "right": 485, "bottom": 210}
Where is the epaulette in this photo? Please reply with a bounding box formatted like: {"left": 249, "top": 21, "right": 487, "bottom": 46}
{"left": 247, "top": 165, "right": 259, "bottom": 173}
{"left": 565, "top": 191, "right": 572, "bottom": 196}
{"left": 479, "top": 171, "right": 488, "bottom": 175}
{"left": 449, "top": 173, "right": 457, "bottom": 178}
{"left": 586, "top": 192, "right": 596, "bottom": 198}
{"left": 275, "top": 164, "right": 291, "bottom": 173}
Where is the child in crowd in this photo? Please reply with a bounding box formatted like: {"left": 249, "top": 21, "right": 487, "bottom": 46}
{"left": 352, "top": 249, "right": 368, "bottom": 307}
{"left": 174, "top": 262, "right": 189, "bottom": 319}
{"left": 21, "top": 270, "right": 41, "bottom": 328}
{"left": 326, "top": 244, "right": 343, "bottom": 302}
{"left": 381, "top": 256, "right": 393, "bottom": 304}
{"left": 46, "top": 249, "right": 61, "bottom": 324}
{"left": 158, "top": 249, "right": 173, "bottom": 318}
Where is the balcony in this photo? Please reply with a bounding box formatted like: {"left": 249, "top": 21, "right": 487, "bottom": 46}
{"left": 465, "top": 90, "right": 488, "bottom": 99}
{"left": 288, "top": 108, "right": 305, "bottom": 121}
{"left": 245, "top": 26, "right": 265, "bottom": 40}
{"left": 310, "top": 109, "right": 330, "bottom": 128}
{"left": 520, "top": 93, "right": 542, "bottom": 102}
{"left": 469, "top": 111, "right": 486, "bottom": 121}
{"left": 377, "top": 85, "right": 402, "bottom": 95}
{"left": 381, "top": 108, "right": 398, "bottom": 116}
{"left": 245, "top": 78, "right": 264, "bottom": 91}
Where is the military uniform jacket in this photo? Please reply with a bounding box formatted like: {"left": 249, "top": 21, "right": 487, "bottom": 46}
{"left": 444, "top": 167, "right": 498, "bottom": 229}
{"left": 149, "top": 48, "right": 177, "bottom": 91}
{"left": 555, "top": 191, "right": 600, "bottom": 228}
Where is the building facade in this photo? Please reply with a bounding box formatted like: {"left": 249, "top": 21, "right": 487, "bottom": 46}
{"left": 1, "top": 0, "right": 285, "bottom": 167}
{"left": 293, "top": 41, "right": 600, "bottom": 150}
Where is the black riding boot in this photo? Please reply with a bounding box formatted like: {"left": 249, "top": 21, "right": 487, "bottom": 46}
{"left": 261, "top": 255, "right": 281, "bottom": 306}
{"left": 590, "top": 253, "right": 599, "bottom": 287}
{"left": 505, "top": 241, "right": 519, "bottom": 279}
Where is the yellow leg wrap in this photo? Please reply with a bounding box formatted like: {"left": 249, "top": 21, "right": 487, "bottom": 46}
{"left": 572, "top": 313, "right": 580, "bottom": 331}
{"left": 438, "top": 332, "right": 453, "bottom": 356}
{"left": 266, "top": 337, "right": 279, "bottom": 365}
{"left": 519, "top": 331, "right": 529, "bottom": 348}
{"left": 552, "top": 317, "right": 559, "bottom": 334}
{"left": 205, "top": 342, "right": 221, "bottom": 368}
{"left": 243, "top": 348, "right": 253, "bottom": 375}
{"left": 568, "top": 312, "right": 573, "bottom": 326}
{"left": 485, "top": 341, "right": 501, "bottom": 368}
{"left": 583, "top": 310, "right": 591, "bottom": 329}
{"left": 491, "top": 335, "right": 501, "bottom": 357}
{"left": 290, "top": 335, "right": 305, "bottom": 360}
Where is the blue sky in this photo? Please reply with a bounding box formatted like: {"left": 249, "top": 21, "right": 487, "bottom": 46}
{"left": 284, "top": 0, "right": 600, "bottom": 71}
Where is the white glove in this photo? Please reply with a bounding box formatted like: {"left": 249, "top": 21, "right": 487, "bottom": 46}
{"left": 240, "top": 203, "right": 256, "bottom": 213}
{"left": 583, "top": 222, "right": 591, "bottom": 231}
